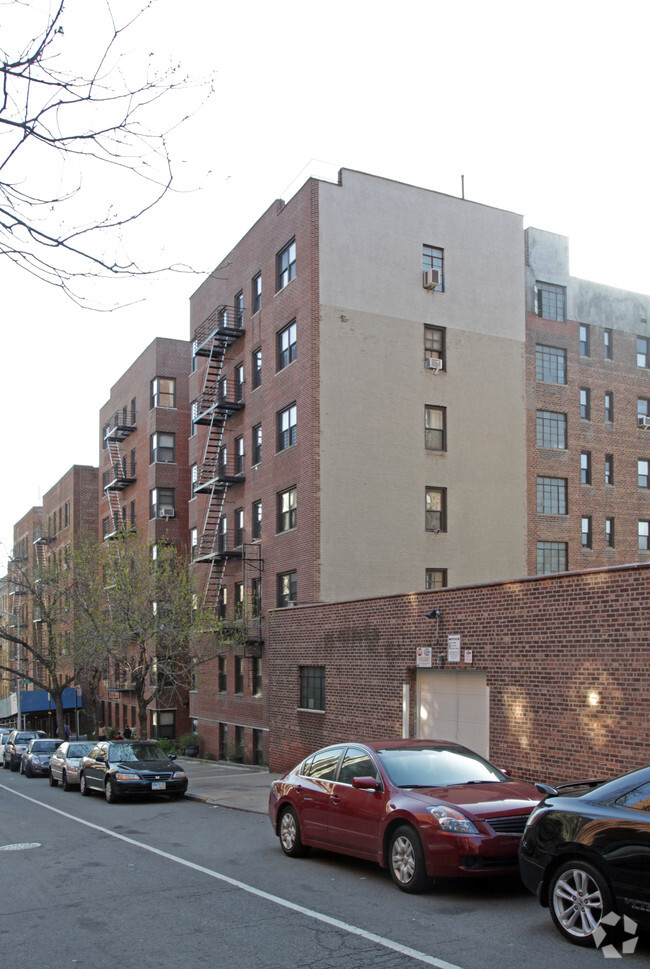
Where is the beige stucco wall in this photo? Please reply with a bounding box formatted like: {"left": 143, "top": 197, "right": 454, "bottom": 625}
{"left": 316, "top": 171, "right": 528, "bottom": 598}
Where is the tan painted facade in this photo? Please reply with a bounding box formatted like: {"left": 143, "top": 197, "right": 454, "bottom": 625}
{"left": 317, "top": 171, "right": 528, "bottom": 596}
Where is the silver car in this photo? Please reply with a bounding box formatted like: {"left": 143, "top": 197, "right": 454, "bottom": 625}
{"left": 49, "top": 740, "right": 95, "bottom": 791}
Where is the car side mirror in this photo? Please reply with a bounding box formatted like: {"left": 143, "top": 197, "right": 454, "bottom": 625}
{"left": 169, "top": 754, "right": 177, "bottom": 760}
{"left": 352, "top": 776, "right": 380, "bottom": 791}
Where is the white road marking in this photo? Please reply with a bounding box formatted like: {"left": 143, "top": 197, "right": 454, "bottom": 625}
{"left": 0, "top": 842, "right": 41, "bottom": 851}
{"left": 0, "top": 783, "right": 464, "bottom": 969}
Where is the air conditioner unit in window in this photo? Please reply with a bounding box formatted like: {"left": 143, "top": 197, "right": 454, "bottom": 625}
{"left": 639, "top": 416, "right": 650, "bottom": 429}
{"left": 425, "top": 358, "right": 443, "bottom": 372}
{"left": 423, "top": 268, "right": 440, "bottom": 290}
{"left": 158, "top": 507, "right": 176, "bottom": 518}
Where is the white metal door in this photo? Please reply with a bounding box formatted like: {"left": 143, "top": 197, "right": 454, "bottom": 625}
{"left": 416, "top": 670, "right": 489, "bottom": 758}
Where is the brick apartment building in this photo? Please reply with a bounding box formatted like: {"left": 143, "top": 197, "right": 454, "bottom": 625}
{"left": 97, "top": 336, "right": 193, "bottom": 738}
{"left": 188, "top": 168, "right": 649, "bottom": 765}
{"left": 2, "top": 168, "right": 649, "bottom": 758}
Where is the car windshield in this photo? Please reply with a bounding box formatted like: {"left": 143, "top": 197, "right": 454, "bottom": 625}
{"left": 32, "top": 741, "right": 60, "bottom": 752}
{"left": 67, "top": 743, "right": 94, "bottom": 758}
{"left": 109, "top": 743, "right": 168, "bottom": 763}
{"left": 375, "top": 746, "right": 506, "bottom": 788}
{"left": 16, "top": 734, "right": 37, "bottom": 743}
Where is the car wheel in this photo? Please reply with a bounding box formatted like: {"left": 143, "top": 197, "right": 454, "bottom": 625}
{"left": 49, "top": 771, "right": 59, "bottom": 787}
{"left": 79, "top": 773, "right": 92, "bottom": 797}
{"left": 549, "top": 859, "right": 615, "bottom": 946}
{"left": 388, "top": 825, "right": 430, "bottom": 893}
{"left": 105, "top": 779, "right": 118, "bottom": 803}
{"left": 61, "top": 772, "right": 71, "bottom": 792}
{"left": 11, "top": 760, "right": 19, "bottom": 772}
{"left": 278, "top": 806, "right": 308, "bottom": 857}
{"left": 25, "top": 764, "right": 32, "bottom": 778}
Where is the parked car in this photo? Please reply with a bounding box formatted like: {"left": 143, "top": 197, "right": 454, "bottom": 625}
{"left": 3, "top": 729, "right": 46, "bottom": 771}
{"left": 269, "top": 739, "right": 541, "bottom": 893}
{"left": 0, "top": 729, "right": 13, "bottom": 764}
{"left": 49, "top": 740, "right": 95, "bottom": 790}
{"left": 519, "top": 767, "right": 650, "bottom": 947}
{"left": 79, "top": 740, "right": 188, "bottom": 803}
{"left": 20, "top": 738, "right": 62, "bottom": 777}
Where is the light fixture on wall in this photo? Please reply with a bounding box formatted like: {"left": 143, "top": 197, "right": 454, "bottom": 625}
{"left": 425, "top": 607, "right": 442, "bottom": 645}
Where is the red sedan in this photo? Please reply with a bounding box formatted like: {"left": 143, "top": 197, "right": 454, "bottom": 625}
{"left": 269, "top": 739, "right": 541, "bottom": 892}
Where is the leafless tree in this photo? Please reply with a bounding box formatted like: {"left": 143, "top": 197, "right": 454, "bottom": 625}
{"left": 0, "top": 0, "right": 211, "bottom": 304}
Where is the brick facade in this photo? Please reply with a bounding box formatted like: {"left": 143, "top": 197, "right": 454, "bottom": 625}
{"left": 268, "top": 563, "right": 650, "bottom": 785}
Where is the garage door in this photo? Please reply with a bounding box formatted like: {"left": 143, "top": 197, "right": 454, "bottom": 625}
{"left": 416, "top": 670, "right": 489, "bottom": 758}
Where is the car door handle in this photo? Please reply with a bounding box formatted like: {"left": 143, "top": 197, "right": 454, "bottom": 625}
{"left": 330, "top": 794, "right": 340, "bottom": 805}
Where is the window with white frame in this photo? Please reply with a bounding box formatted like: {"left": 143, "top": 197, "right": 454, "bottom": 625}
{"left": 277, "top": 320, "right": 297, "bottom": 370}
{"left": 637, "top": 336, "right": 648, "bottom": 369}
{"left": 639, "top": 459, "right": 649, "bottom": 489}
{"left": 277, "top": 404, "right": 297, "bottom": 451}
{"left": 278, "top": 487, "right": 297, "bottom": 532}
{"left": 276, "top": 239, "right": 296, "bottom": 291}
{"left": 150, "top": 488, "right": 175, "bottom": 519}
{"left": 579, "top": 388, "right": 590, "bottom": 420}
{"left": 639, "top": 521, "right": 650, "bottom": 551}
{"left": 581, "top": 516, "right": 592, "bottom": 548}
{"left": 151, "top": 377, "right": 176, "bottom": 408}
{"left": 579, "top": 324, "right": 590, "bottom": 357}
{"left": 150, "top": 432, "right": 175, "bottom": 464}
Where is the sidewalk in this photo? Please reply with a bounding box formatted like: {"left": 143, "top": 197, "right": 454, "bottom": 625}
{"left": 176, "top": 756, "right": 280, "bottom": 814}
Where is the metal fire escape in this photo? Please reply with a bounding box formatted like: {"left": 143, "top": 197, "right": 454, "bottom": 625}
{"left": 103, "top": 409, "right": 137, "bottom": 535}
{"left": 193, "top": 305, "right": 264, "bottom": 646}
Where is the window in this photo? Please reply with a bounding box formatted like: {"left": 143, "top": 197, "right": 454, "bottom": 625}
{"left": 218, "top": 656, "right": 227, "bottom": 692}
{"left": 252, "top": 500, "right": 262, "bottom": 541}
{"left": 422, "top": 245, "right": 444, "bottom": 292}
{"left": 234, "top": 290, "right": 244, "bottom": 328}
{"left": 234, "top": 656, "right": 244, "bottom": 694}
{"left": 605, "top": 454, "right": 614, "bottom": 485}
{"left": 218, "top": 306, "right": 228, "bottom": 328}
{"left": 277, "top": 404, "right": 297, "bottom": 451}
{"left": 300, "top": 666, "right": 325, "bottom": 711}
{"left": 537, "top": 541, "right": 567, "bottom": 574}
{"left": 604, "top": 328, "right": 613, "bottom": 359}
{"left": 252, "top": 424, "right": 262, "bottom": 465}
{"left": 425, "top": 406, "right": 446, "bottom": 451}
{"left": 277, "top": 570, "right": 297, "bottom": 607}
{"left": 251, "top": 577, "right": 262, "bottom": 617}
{"left": 277, "top": 320, "right": 297, "bottom": 370}
{"left": 580, "top": 452, "right": 592, "bottom": 486}
{"left": 638, "top": 336, "right": 648, "bottom": 368}
{"left": 638, "top": 399, "right": 650, "bottom": 426}
{"left": 218, "top": 444, "right": 228, "bottom": 478}
{"left": 536, "top": 411, "right": 567, "bottom": 449}
{"left": 425, "top": 488, "right": 446, "bottom": 532}
{"left": 190, "top": 400, "right": 198, "bottom": 436}
{"left": 639, "top": 521, "right": 650, "bottom": 551}
{"left": 276, "top": 238, "right": 296, "bottom": 290}
{"left": 218, "top": 587, "right": 227, "bottom": 621}
{"left": 64, "top": 501, "right": 70, "bottom": 528}
{"left": 218, "top": 517, "right": 227, "bottom": 553}
{"left": 537, "top": 477, "right": 567, "bottom": 515}
{"left": 150, "top": 488, "right": 175, "bottom": 519}
{"left": 339, "top": 747, "right": 379, "bottom": 785}
{"left": 606, "top": 518, "right": 615, "bottom": 548}
{"left": 191, "top": 464, "right": 198, "bottom": 499}
{"left": 535, "top": 282, "right": 566, "bottom": 321}
{"left": 235, "top": 363, "right": 244, "bottom": 402}
{"left": 278, "top": 487, "right": 297, "bottom": 532}
{"left": 151, "top": 377, "right": 175, "bottom": 408}
{"left": 190, "top": 527, "right": 198, "bottom": 560}
{"left": 424, "top": 325, "right": 445, "bottom": 369}
{"left": 579, "top": 388, "right": 590, "bottom": 420}
{"left": 234, "top": 508, "right": 244, "bottom": 547}
{"left": 252, "top": 657, "right": 262, "bottom": 697}
{"left": 535, "top": 345, "right": 566, "bottom": 384}
{"left": 604, "top": 392, "right": 614, "bottom": 423}
{"left": 425, "top": 569, "right": 447, "bottom": 590}
{"left": 579, "top": 324, "right": 590, "bottom": 357}
{"left": 581, "top": 516, "right": 592, "bottom": 549}
{"left": 150, "top": 432, "right": 175, "bottom": 464}
{"left": 252, "top": 348, "right": 262, "bottom": 389}
{"left": 234, "top": 435, "right": 244, "bottom": 475}
{"left": 639, "top": 459, "right": 649, "bottom": 489}
{"left": 252, "top": 272, "right": 262, "bottom": 314}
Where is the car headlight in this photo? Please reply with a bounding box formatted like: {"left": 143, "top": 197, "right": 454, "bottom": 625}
{"left": 427, "top": 806, "right": 479, "bottom": 834}
{"left": 172, "top": 770, "right": 187, "bottom": 779}
{"left": 114, "top": 772, "right": 140, "bottom": 781}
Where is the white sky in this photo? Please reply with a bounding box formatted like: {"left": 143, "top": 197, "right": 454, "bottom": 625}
{"left": 2, "top": 0, "right": 650, "bottom": 571}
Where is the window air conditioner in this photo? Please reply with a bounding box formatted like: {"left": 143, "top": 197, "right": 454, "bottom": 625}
{"left": 425, "top": 358, "right": 443, "bottom": 372}
{"left": 423, "top": 269, "right": 440, "bottom": 290}
{"left": 158, "top": 507, "right": 176, "bottom": 518}
{"left": 639, "top": 416, "right": 650, "bottom": 429}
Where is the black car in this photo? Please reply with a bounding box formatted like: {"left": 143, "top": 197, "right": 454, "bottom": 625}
{"left": 79, "top": 740, "right": 188, "bottom": 803}
{"left": 3, "top": 730, "right": 46, "bottom": 771}
{"left": 20, "top": 738, "right": 62, "bottom": 777}
{"left": 519, "top": 766, "right": 650, "bottom": 947}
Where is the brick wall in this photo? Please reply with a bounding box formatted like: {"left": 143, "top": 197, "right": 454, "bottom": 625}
{"left": 268, "top": 562, "right": 650, "bottom": 784}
